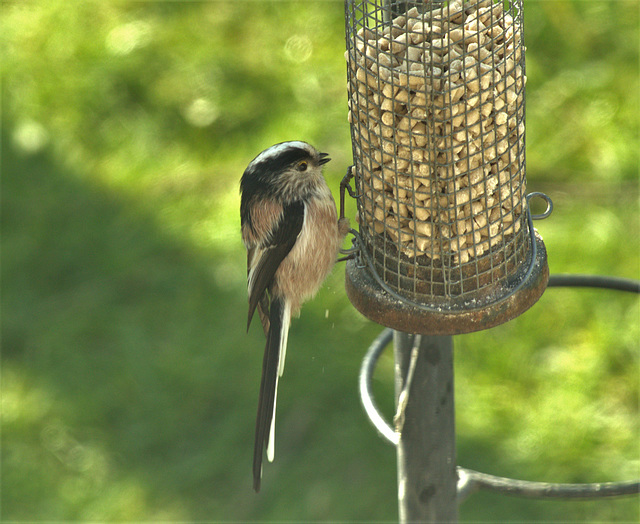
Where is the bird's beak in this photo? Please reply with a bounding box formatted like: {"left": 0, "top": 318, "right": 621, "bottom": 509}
{"left": 318, "top": 152, "right": 331, "bottom": 165}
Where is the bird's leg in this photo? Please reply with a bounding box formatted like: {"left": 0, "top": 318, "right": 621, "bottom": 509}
{"left": 337, "top": 166, "right": 359, "bottom": 262}
{"left": 339, "top": 165, "right": 357, "bottom": 221}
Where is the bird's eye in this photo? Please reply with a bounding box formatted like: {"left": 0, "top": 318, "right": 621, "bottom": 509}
{"left": 297, "top": 161, "right": 308, "bottom": 172}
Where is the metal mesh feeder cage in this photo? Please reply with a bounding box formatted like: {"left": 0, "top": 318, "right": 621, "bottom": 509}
{"left": 344, "top": 0, "right": 551, "bottom": 335}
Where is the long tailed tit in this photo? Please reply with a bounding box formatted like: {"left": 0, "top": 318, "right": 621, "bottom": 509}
{"left": 240, "top": 141, "right": 349, "bottom": 492}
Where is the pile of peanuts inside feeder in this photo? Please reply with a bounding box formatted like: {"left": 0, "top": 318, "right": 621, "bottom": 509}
{"left": 347, "top": 0, "right": 527, "bottom": 266}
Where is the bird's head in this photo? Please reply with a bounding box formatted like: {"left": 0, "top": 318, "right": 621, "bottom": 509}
{"left": 241, "top": 141, "right": 331, "bottom": 202}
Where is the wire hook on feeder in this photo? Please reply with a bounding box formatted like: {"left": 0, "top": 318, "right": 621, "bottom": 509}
{"left": 527, "top": 192, "right": 554, "bottom": 220}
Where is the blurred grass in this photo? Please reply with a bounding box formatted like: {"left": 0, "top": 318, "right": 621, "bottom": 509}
{"left": 1, "top": 0, "right": 638, "bottom": 521}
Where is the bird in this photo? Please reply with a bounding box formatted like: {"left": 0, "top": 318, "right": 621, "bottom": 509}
{"left": 240, "top": 141, "right": 349, "bottom": 492}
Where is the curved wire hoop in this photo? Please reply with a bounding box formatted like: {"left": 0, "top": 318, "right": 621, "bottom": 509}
{"left": 358, "top": 274, "right": 640, "bottom": 502}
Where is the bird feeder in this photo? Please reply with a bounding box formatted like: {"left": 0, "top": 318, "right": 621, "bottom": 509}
{"left": 344, "top": 0, "right": 550, "bottom": 335}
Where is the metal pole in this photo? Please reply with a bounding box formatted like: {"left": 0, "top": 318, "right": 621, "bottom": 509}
{"left": 394, "top": 332, "right": 457, "bottom": 523}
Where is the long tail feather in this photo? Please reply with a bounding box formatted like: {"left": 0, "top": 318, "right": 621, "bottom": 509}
{"left": 253, "top": 297, "right": 290, "bottom": 492}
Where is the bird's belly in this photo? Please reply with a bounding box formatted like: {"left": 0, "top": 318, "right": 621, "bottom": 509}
{"left": 274, "top": 198, "right": 339, "bottom": 314}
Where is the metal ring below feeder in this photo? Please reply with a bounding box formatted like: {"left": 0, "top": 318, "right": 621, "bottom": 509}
{"left": 358, "top": 275, "right": 640, "bottom": 502}
{"left": 346, "top": 200, "right": 550, "bottom": 335}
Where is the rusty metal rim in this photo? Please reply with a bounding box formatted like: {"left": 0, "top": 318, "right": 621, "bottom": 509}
{"left": 345, "top": 229, "right": 549, "bottom": 335}
{"left": 346, "top": 235, "right": 548, "bottom": 335}
{"left": 347, "top": 193, "right": 551, "bottom": 315}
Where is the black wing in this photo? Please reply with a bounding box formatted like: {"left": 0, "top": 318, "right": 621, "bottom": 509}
{"left": 246, "top": 200, "right": 305, "bottom": 331}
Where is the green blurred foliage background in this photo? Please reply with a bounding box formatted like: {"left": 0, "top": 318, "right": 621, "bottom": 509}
{"left": 1, "top": 0, "right": 638, "bottom": 521}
